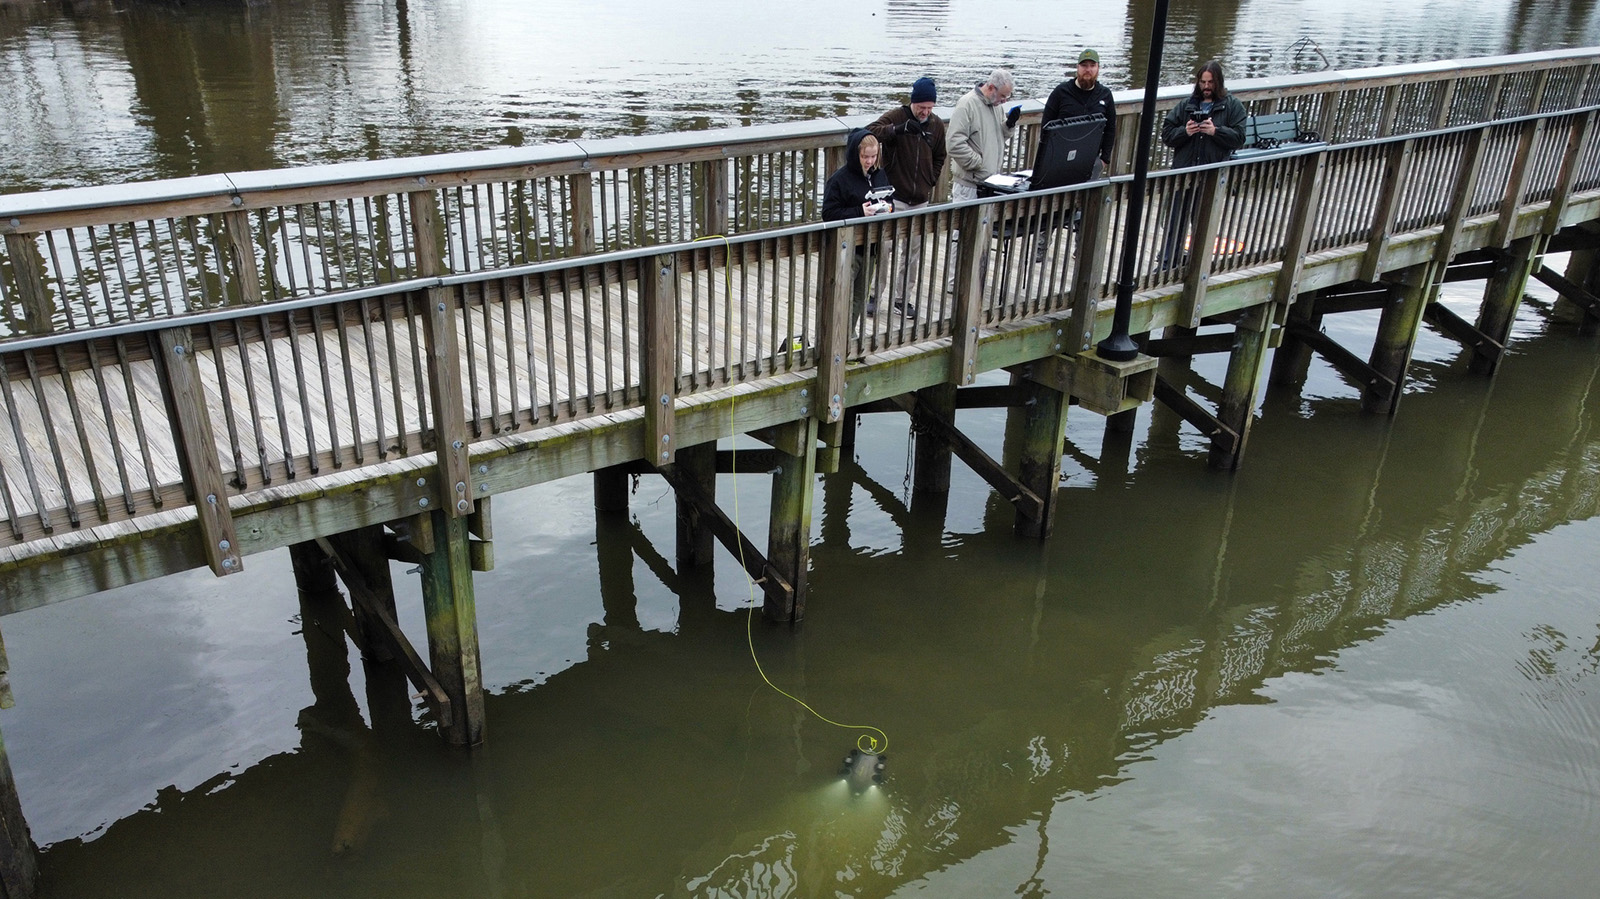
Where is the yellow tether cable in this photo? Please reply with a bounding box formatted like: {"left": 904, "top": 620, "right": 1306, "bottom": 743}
{"left": 691, "top": 233, "right": 888, "bottom": 756}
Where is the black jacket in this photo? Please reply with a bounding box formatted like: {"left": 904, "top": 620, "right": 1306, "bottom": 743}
{"left": 1040, "top": 79, "right": 1117, "bottom": 165}
{"left": 822, "top": 129, "right": 893, "bottom": 222}
{"left": 1161, "top": 93, "right": 1248, "bottom": 168}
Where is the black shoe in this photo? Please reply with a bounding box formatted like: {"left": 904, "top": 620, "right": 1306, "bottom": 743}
{"left": 893, "top": 301, "right": 917, "bottom": 317}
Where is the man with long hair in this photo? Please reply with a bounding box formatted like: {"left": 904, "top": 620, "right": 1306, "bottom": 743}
{"left": 1158, "top": 60, "right": 1249, "bottom": 265}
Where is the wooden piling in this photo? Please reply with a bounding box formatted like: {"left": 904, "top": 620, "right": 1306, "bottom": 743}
{"left": 0, "top": 726, "right": 37, "bottom": 899}
{"left": 912, "top": 384, "right": 957, "bottom": 494}
{"left": 766, "top": 419, "right": 817, "bottom": 623}
{"left": 1210, "top": 307, "right": 1272, "bottom": 471}
{"left": 675, "top": 441, "right": 717, "bottom": 569}
{"left": 593, "top": 465, "right": 631, "bottom": 514}
{"left": 1365, "top": 265, "right": 1437, "bottom": 415}
{"left": 288, "top": 540, "right": 338, "bottom": 596}
{"left": 1270, "top": 290, "right": 1322, "bottom": 388}
{"left": 327, "top": 526, "right": 411, "bottom": 730}
{"left": 419, "top": 510, "right": 486, "bottom": 746}
{"left": 1471, "top": 235, "right": 1543, "bottom": 375}
{"left": 1005, "top": 373, "right": 1070, "bottom": 538}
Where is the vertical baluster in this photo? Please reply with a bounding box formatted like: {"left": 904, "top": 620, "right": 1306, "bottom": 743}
{"left": 378, "top": 297, "right": 408, "bottom": 453}
{"left": 517, "top": 274, "right": 540, "bottom": 425}
{"left": 109, "top": 337, "right": 161, "bottom": 507}
{"left": 0, "top": 358, "right": 49, "bottom": 533}
{"left": 332, "top": 301, "right": 365, "bottom": 463}
{"left": 203, "top": 322, "right": 247, "bottom": 485}
{"left": 23, "top": 349, "right": 80, "bottom": 527}
{"left": 538, "top": 271, "right": 559, "bottom": 421}
{"left": 228, "top": 315, "right": 270, "bottom": 485}
{"left": 259, "top": 311, "right": 296, "bottom": 479}
{"left": 51, "top": 346, "right": 108, "bottom": 521}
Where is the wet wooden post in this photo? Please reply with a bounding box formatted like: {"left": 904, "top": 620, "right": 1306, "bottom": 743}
{"left": 289, "top": 540, "right": 338, "bottom": 595}
{"left": 1, "top": 235, "right": 53, "bottom": 335}
{"left": 767, "top": 418, "right": 817, "bottom": 623}
{"left": 420, "top": 509, "right": 485, "bottom": 746}
{"left": 1557, "top": 247, "right": 1600, "bottom": 333}
{"left": 675, "top": 441, "right": 717, "bottom": 568}
{"left": 1006, "top": 373, "right": 1070, "bottom": 538}
{"left": 0, "top": 628, "right": 37, "bottom": 899}
{"left": 1210, "top": 305, "right": 1272, "bottom": 471}
{"left": 1364, "top": 263, "right": 1437, "bottom": 415}
{"left": 409, "top": 188, "right": 485, "bottom": 747}
{"left": 593, "top": 466, "right": 630, "bottom": 514}
{"left": 0, "top": 731, "right": 36, "bottom": 899}
{"left": 912, "top": 385, "right": 956, "bottom": 494}
{"left": 1471, "top": 235, "right": 1544, "bottom": 375}
{"left": 329, "top": 526, "right": 413, "bottom": 732}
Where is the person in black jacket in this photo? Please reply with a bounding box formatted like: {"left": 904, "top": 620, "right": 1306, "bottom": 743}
{"left": 1034, "top": 48, "right": 1117, "bottom": 262}
{"left": 1040, "top": 48, "right": 1117, "bottom": 176}
{"left": 867, "top": 76, "right": 945, "bottom": 318}
{"left": 822, "top": 129, "right": 894, "bottom": 326}
{"left": 1158, "top": 60, "right": 1249, "bottom": 266}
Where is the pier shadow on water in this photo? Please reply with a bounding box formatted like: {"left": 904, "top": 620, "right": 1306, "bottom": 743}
{"left": 18, "top": 287, "right": 1600, "bottom": 897}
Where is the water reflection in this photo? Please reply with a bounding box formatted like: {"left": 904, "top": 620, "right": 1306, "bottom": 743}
{"left": 25, "top": 305, "right": 1600, "bottom": 896}
{"left": 3, "top": 0, "right": 1599, "bottom": 191}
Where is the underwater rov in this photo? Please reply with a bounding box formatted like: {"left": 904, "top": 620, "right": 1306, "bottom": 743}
{"left": 840, "top": 748, "right": 888, "bottom": 793}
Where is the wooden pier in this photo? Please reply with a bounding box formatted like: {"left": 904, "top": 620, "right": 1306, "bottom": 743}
{"left": 3, "top": 48, "right": 1600, "bottom": 897}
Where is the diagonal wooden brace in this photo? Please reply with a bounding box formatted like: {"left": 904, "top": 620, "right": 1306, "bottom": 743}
{"left": 889, "top": 393, "right": 1044, "bottom": 523}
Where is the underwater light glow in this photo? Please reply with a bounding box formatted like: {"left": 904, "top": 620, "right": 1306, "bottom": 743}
{"left": 839, "top": 748, "right": 887, "bottom": 794}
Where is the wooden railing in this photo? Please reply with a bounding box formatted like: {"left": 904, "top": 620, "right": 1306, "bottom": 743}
{"left": 2, "top": 49, "right": 1598, "bottom": 341}
{"left": 3, "top": 97, "right": 1598, "bottom": 562}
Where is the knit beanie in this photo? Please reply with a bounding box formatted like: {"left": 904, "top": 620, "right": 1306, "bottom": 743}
{"left": 910, "top": 77, "right": 937, "bottom": 104}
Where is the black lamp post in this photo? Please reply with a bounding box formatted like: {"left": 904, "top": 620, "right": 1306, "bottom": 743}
{"left": 1098, "top": 0, "right": 1171, "bottom": 362}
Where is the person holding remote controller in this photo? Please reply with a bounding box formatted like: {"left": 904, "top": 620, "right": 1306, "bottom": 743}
{"left": 1159, "top": 60, "right": 1248, "bottom": 266}
{"left": 823, "top": 129, "right": 895, "bottom": 327}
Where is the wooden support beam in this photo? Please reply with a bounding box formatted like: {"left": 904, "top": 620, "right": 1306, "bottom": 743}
{"left": 1532, "top": 262, "right": 1600, "bottom": 317}
{"left": 1441, "top": 260, "right": 1498, "bottom": 283}
{"left": 157, "top": 327, "right": 243, "bottom": 577}
{"left": 1361, "top": 138, "right": 1414, "bottom": 282}
{"left": 1153, "top": 374, "right": 1237, "bottom": 454}
{"left": 1314, "top": 292, "right": 1390, "bottom": 315}
{"left": 658, "top": 464, "right": 795, "bottom": 618}
{"left": 715, "top": 449, "right": 784, "bottom": 474}
{"left": 889, "top": 393, "right": 1044, "bottom": 523}
{"left": 1272, "top": 151, "right": 1328, "bottom": 323}
{"left": 0, "top": 724, "right": 38, "bottom": 899}
{"left": 1067, "top": 183, "right": 1114, "bottom": 353}
{"left": 417, "top": 510, "right": 485, "bottom": 746}
{"left": 314, "top": 535, "right": 454, "bottom": 728}
{"left": 1543, "top": 110, "right": 1596, "bottom": 236}
{"left": 1140, "top": 332, "right": 1237, "bottom": 358}
{"left": 568, "top": 171, "right": 597, "bottom": 255}
{"left": 1178, "top": 167, "right": 1227, "bottom": 329}
{"left": 1471, "top": 234, "right": 1544, "bottom": 375}
{"left": 1270, "top": 290, "right": 1320, "bottom": 389}
{"left": 675, "top": 441, "right": 717, "bottom": 569}
{"left": 766, "top": 418, "right": 817, "bottom": 622}
{"left": 954, "top": 384, "right": 1030, "bottom": 409}
{"left": 701, "top": 158, "right": 731, "bottom": 237}
{"left": 1424, "top": 302, "right": 1504, "bottom": 364}
{"left": 913, "top": 384, "right": 957, "bottom": 495}
{"left": 949, "top": 204, "right": 992, "bottom": 386}
{"left": 1436, "top": 128, "right": 1489, "bottom": 272}
{"left": 1005, "top": 372, "right": 1070, "bottom": 538}
{"left": 221, "top": 209, "right": 263, "bottom": 306}
{"left": 593, "top": 465, "right": 631, "bottom": 514}
{"left": 1364, "top": 265, "right": 1436, "bottom": 415}
{"left": 814, "top": 227, "right": 851, "bottom": 423}
{"left": 322, "top": 527, "right": 411, "bottom": 732}
{"left": 641, "top": 253, "right": 678, "bottom": 467}
{"left": 1286, "top": 321, "right": 1396, "bottom": 401}
{"left": 1, "top": 235, "right": 52, "bottom": 335}
{"left": 1377, "top": 84, "right": 1403, "bottom": 137}
{"left": 409, "top": 190, "right": 472, "bottom": 519}
{"left": 1211, "top": 307, "right": 1272, "bottom": 471}
{"left": 1493, "top": 119, "right": 1544, "bottom": 249}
